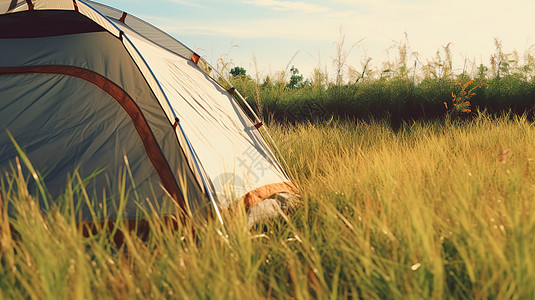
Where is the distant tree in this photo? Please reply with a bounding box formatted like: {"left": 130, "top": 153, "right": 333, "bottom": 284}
{"left": 261, "top": 76, "right": 273, "bottom": 89}
{"left": 230, "top": 66, "right": 247, "bottom": 77}
{"left": 287, "top": 66, "right": 305, "bottom": 89}
{"left": 476, "top": 64, "right": 488, "bottom": 80}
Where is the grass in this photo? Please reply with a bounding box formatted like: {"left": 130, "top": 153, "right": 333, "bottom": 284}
{"left": 1, "top": 113, "right": 535, "bottom": 299}
{"left": 233, "top": 74, "right": 535, "bottom": 127}
{"left": 227, "top": 38, "right": 535, "bottom": 125}
{"left": 272, "top": 113, "right": 535, "bottom": 298}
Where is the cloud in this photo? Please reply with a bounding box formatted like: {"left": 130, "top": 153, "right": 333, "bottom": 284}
{"left": 161, "top": 24, "right": 261, "bottom": 39}
{"left": 243, "top": 0, "right": 330, "bottom": 14}
{"left": 165, "top": 0, "right": 205, "bottom": 8}
{"left": 126, "top": 0, "right": 535, "bottom": 80}
{"left": 326, "top": 10, "right": 356, "bottom": 19}
{"left": 143, "top": 13, "right": 335, "bottom": 41}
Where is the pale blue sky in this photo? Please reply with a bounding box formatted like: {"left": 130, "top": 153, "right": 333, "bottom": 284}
{"left": 102, "top": 0, "right": 535, "bottom": 80}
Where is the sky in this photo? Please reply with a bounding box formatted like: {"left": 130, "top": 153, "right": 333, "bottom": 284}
{"left": 102, "top": 0, "right": 535, "bottom": 80}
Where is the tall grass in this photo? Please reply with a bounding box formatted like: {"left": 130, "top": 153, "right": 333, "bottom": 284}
{"left": 229, "top": 39, "right": 535, "bottom": 125}
{"left": 1, "top": 113, "right": 535, "bottom": 299}
{"left": 270, "top": 113, "right": 535, "bottom": 298}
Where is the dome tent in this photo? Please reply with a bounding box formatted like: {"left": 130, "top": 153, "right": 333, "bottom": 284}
{"left": 0, "top": 0, "right": 297, "bottom": 225}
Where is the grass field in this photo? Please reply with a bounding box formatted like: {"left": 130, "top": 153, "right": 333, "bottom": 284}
{"left": 227, "top": 39, "right": 535, "bottom": 125}
{"left": 1, "top": 113, "right": 534, "bottom": 299}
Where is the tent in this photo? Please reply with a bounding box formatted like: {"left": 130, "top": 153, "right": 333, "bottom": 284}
{"left": 0, "top": 0, "right": 297, "bottom": 224}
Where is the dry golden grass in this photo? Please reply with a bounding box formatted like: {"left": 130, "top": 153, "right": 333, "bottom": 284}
{"left": 1, "top": 113, "right": 534, "bottom": 299}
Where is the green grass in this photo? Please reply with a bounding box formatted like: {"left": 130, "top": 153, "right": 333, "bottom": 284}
{"left": 234, "top": 75, "right": 535, "bottom": 126}
{"left": 228, "top": 38, "right": 535, "bottom": 125}
{"left": 1, "top": 113, "right": 535, "bottom": 299}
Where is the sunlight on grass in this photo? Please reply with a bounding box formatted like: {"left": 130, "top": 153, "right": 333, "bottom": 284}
{"left": 1, "top": 113, "right": 534, "bottom": 299}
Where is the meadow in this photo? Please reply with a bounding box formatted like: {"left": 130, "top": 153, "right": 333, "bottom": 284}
{"left": 2, "top": 38, "right": 535, "bottom": 299}
{"left": 1, "top": 113, "right": 534, "bottom": 299}
{"left": 227, "top": 38, "right": 535, "bottom": 127}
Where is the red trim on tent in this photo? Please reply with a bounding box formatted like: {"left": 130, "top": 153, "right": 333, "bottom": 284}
{"left": 242, "top": 182, "right": 298, "bottom": 209}
{"left": 0, "top": 65, "right": 187, "bottom": 214}
{"left": 119, "top": 12, "right": 127, "bottom": 23}
{"left": 73, "top": 0, "right": 79, "bottom": 11}
{"left": 25, "top": 0, "right": 33, "bottom": 10}
{"left": 191, "top": 53, "right": 200, "bottom": 64}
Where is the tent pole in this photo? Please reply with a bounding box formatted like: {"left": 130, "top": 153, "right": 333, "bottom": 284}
{"left": 174, "top": 121, "right": 225, "bottom": 225}
{"left": 233, "top": 88, "right": 292, "bottom": 180}
{"left": 107, "top": 20, "right": 224, "bottom": 225}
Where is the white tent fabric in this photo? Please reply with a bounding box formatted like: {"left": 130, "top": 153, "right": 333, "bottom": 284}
{"left": 0, "top": 0, "right": 297, "bottom": 220}
{"left": 115, "top": 22, "right": 288, "bottom": 206}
